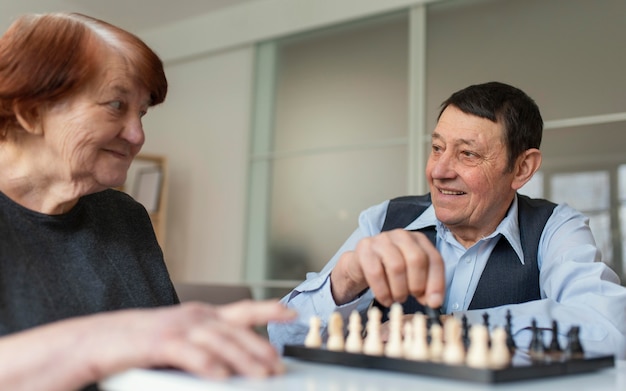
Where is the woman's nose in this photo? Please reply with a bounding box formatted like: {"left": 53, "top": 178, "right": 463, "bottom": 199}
{"left": 121, "top": 116, "right": 145, "bottom": 146}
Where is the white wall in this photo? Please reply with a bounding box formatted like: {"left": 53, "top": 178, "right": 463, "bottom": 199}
{"left": 142, "top": 48, "right": 254, "bottom": 282}
{"left": 138, "top": 0, "right": 435, "bottom": 283}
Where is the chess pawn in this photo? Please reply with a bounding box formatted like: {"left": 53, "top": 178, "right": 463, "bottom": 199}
{"left": 528, "top": 319, "right": 546, "bottom": 361}
{"left": 304, "top": 315, "right": 322, "bottom": 348}
{"left": 547, "top": 320, "right": 563, "bottom": 359}
{"left": 442, "top": 317, "right": 465, "bottom": 365}
{"left": 429, "top": 323, "right": 444, "bottom": 362}
{"left": 466, "top": 324, "right": 490, "bottom": 368}
{"left": 385, "top": 303, "right": 404, "bottom": 358}
{"left": 407, "top": 312, "right": 429, "bottom": 361}
{"left": 489, "top": 327, "right": 511, "bottom": 369}
{"left": 327, "top": 311, "right": 345, "bottom": 351}
{"left": 363, "top": 306, "right": 384, "bottom": 356}
{"left": 345, "top": 310, "right": 364, "bottom": 353}
{"left": 564, "top": 326, "right": 584, "bottom": 359}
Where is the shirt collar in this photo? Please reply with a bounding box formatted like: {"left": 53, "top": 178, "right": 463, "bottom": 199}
{"left": 404, "top": 195, "right": 525, "bottom": 264}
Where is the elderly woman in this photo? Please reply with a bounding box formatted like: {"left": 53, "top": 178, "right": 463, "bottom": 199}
{"left": 0, "top": 12, "right": 294, "bottom": 391}
{"left": 0, "top": 12, "right": 174, "bottom": 332}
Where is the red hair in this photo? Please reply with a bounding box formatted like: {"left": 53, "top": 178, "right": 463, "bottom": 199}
{"left": 0, "top": 13, "right": 167, "bottom": 135}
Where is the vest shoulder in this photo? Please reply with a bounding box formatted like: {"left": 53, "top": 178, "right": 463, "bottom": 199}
{"left": 516, "top": 194, "right": 557, "bottom": 210}
{"left": 388, "top": 194, "right": 432, "bottom": 206}
{"left": 382, "top": 194, "right": 432, "bottom": 231}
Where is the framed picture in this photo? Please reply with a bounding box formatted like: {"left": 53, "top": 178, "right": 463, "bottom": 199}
{"left": 132, "top": 165, "right": 163, "bottom": 213}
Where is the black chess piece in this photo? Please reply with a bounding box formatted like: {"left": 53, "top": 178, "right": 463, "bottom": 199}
{"left": 528, "top": 319, "right": 546, "bottom": 361}
{"left": 482, "top": 312, "right": 491, "bottom": 347}
{"left": 461, "top": 314, "right": 470, "bottom": 351}
{"left": 564, "top": 326, "right": 585, "bottom": 359}
{"left": 423, "top": 306, "right": 441, "bottom": 345}
{"left": 505, "top": 310, "right": 516, "bottom": 353}
{"left": 424, "top": 305, "right": 442, "bottom": 327}
{"left": 548, "top": 320, "right": 562, "bottom": 353}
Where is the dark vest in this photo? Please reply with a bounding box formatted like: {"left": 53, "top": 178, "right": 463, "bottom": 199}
{"left": 375, "top": 193, "right": 556, "bottom": 319}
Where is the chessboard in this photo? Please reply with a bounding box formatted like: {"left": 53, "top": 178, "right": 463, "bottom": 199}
{"left": 283, "top": 304, "right": 615, "bottom": 384}
{"left": 283, "top": 345, "right": 614, "bottom": 383}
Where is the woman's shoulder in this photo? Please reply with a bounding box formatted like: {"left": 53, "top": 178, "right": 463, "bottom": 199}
{"left": 83, "top": 189, "right": 148, "bottom": 216}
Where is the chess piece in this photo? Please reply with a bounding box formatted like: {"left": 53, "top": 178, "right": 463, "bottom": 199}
{"left": 424, "top": 305, "right": 442, "bottom": 327}
{"left": 327, "top": 311, "right": 345, "bottom": 351}
{"left": 407, "top": 313, "right": 429, "bottom": 361}
{"left": 385, "top": 303, "right": 404, "bottom": 358}
{"left": 548, "top": 320, "right": 562, "bottom": 357}
{"left": 304, "top": 315, "right": 322, "bottom": 348}
{"left": 466, "top": 324, "right": 490, "bottom": 368}
{"left": 461, "top": 314, "right": 471, "bottom": 351}
{"left": 564, "top": 326, "right": 584, "bottom": 359}
{"left": 505, "top": 310, "right": 516, "bottom": 353}
{"left": 345, "top": 310, "right": 364, "bottom": 353}
{"left": 363, "top": 306, "right": 384, "bottom": 356}
{"left": 429, "top": 323, "right": 444, "bottom": 362}
{"left": 528, "top": 319, "right": 546, "bottom": 361}
{"left": 489, "top": 327, "right": 511, "bottom": 369}
{"left": 544, "top": 320, "right": 563, "bottom": 362}
{"left": 482, "top": 312, "right": 490, "bottom": 329}
{"left": 442, "top": 317, "right": 465, "bottom": 365}
{"left": 482, "top": 312, "right": 491, "bottom": 347}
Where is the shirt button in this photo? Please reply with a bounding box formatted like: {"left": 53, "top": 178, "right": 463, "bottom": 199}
{"left": 452, "top": 303, "right": 460, "bottom": 310}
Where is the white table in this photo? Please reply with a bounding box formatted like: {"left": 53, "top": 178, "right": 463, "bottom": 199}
{"left": 100, "top": 358, "right": 625, "bottom": 391}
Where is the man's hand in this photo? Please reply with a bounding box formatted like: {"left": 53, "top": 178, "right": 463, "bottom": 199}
{"left": 329, "top": 229, "right": 445, "bottom": 308}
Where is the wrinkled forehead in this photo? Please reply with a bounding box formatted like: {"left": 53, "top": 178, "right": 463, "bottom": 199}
{"left": 94, "top": 54, "right": 151, "bottom": 103}
{"left": 433, "top": 105, "right": 506, "bottom": 144}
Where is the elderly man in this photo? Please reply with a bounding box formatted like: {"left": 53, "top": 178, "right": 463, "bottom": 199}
{"left": 268, "top": 81, "right": 626, "bottom": 359}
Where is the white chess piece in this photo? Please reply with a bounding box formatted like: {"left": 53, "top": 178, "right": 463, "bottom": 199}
{"left": 385, "top": 303, "right": 404, "bottom": 358}
{"left": 466, "top": 323, "right": 490, "bottom": 368}
{"left": 407, "top": 313, "right": 429, "bottom": 361}
{"left": 489, "top": 327, "right": 511, "bottom": 369}
{"left": 304, "top": 315, "right": 322, "bottom": 348}
{"left": 327, "top": 312, "right": 345, "bottom": 351}
{"left": 345, "top": 310, "right": 363, "bottom": 353}
{"left": 429, "top": 323, "right": 444, "bottom": 362}
{"left": 363, "top": 306, "right": 384, "bottom": 356}
{"left": 442, "top": 317, "right": 465, "bottom": 365}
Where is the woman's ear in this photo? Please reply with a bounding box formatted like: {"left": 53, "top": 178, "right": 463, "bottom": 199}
{"left": 12, "top": 102, "right": 43, "bottom": 135}
{"left": 512, "top": 148, "right": 542, "bottom": 191}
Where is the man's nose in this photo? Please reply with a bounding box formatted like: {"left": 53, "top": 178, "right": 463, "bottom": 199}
{"left": 430, "top": 151, "right": 455, "bottom": 178}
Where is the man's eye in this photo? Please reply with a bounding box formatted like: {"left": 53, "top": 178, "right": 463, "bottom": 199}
{"left": 109, "top": 101, "right": 122, "bottom": 110}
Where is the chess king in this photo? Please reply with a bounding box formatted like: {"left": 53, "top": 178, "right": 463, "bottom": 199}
{"left": 268, "top": 82, "right": 626, "bottom": 359}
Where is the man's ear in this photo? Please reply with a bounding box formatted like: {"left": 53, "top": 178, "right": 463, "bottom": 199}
{"left": 12, "top": 102, "right": 43, "bottom": 135}
{"left": 511, "top": 148, "right": 542, "bottom": 191}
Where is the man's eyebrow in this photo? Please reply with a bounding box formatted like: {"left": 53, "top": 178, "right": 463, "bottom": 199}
{"left": 431, "top": 132, "right": 477, "bottom": 146}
